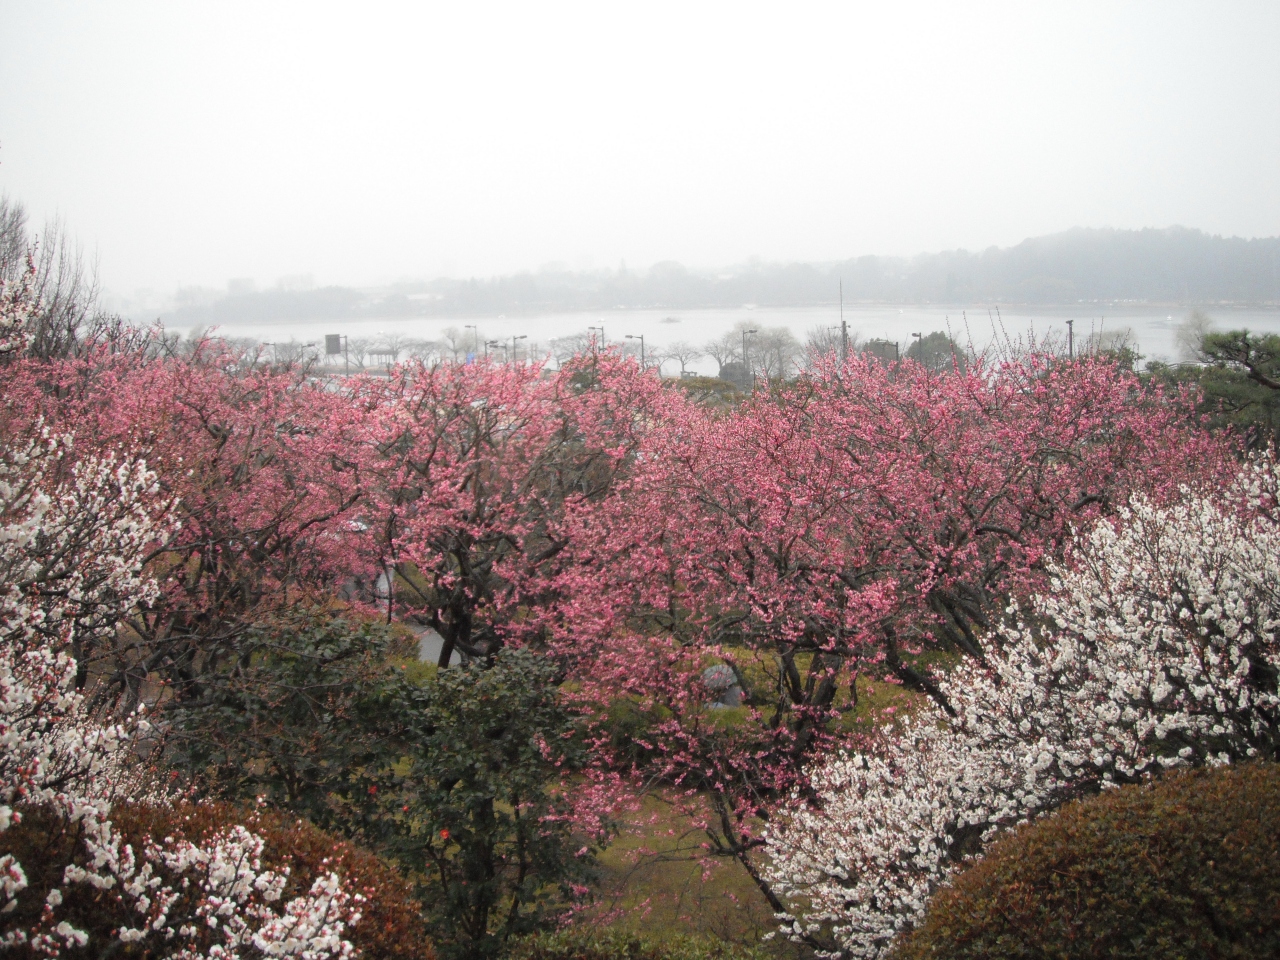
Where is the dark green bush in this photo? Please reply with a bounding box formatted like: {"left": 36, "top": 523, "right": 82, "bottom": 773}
{"left": 169, "top": 614, "right": 598, "bottom": 960}
{"left": 506, "top": 929, "right": 766, "bottom": 960}
{"left": 894, "top": 763, "right": 1280, "bottom": 960}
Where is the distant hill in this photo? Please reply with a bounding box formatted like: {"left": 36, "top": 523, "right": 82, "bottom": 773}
{"left": 160, "top": 227, "right": 1280, "bottom": 325}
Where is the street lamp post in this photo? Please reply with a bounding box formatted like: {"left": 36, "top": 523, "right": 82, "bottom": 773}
{"left": 465, "top": 324, "right": 478, "bottom": 358}
{"left": 839, "top": 279, "right": 848, "bottom": 364}
{"left": 625, "top": 334, "right": 645, "bottom": 369}
{"left": 588, "top": 325, "right": 605, "bottom": 356}
{"left": 511, "top": 334, "right": 527, "bottom": 362}
{"left": 743, "top": 328, "right": 758, "bottom": 383}
{"left": 485, "top": 339, "right": 501, "bottom": 358}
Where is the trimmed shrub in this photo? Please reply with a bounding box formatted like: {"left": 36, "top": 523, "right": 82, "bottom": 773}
{"left": 893, "top": 763, "right": 1280, "bottom": 960}
{"left": 507, "top": 930, "right": 766, "bottom": 960}
{"left": 0, "top": 800, "right": 432, "bottom": 960}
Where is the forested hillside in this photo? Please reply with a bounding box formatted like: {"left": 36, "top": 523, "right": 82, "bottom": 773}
{"left": 162, "top": 226, "right": 1280, "bottom": 326}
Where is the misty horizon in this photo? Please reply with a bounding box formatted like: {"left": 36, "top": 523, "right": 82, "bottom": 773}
{"left": 2, "top": 2, "right": 1278, "bottom": 298}
{"left": 107, "top": 222, "right": 1280, "bottom": 310}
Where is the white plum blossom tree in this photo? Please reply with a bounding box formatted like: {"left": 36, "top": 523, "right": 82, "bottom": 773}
{"left": 0, "top": 273, "right": 364, "bottom": 959}
{"left": 764, "top": 459, "right": 1280, "bottom": 959}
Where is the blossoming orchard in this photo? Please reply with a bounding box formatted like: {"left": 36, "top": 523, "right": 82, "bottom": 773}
{"left": 1, "top": 250, "right": 1274, "bottom": 960}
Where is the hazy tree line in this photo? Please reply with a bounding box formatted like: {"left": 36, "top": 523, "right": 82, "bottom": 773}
{"left": 161, "top": 226, "right": 1280, "bottom": 329}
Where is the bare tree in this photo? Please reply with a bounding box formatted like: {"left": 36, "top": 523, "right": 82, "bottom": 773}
{"left": 551, "top": 331, "right": 592, "bottom": 364}
{"left": 0, "top": 195, "right": 27, "bottom": 280}
{"left": 1176, "top": 309, "right": 1215, "bottom": 363}
{"left": 754, "top": 327, "right": 801, "bottom": 380}
{"left": 0, "top": 199, "right": 147, "bottom": 360}
{"left": 346, "top": 337, "right": 374, "bottom": 370}
{"left": 370, "top": 332, "right": 417, "bottom": 371}
{"left": 441, "top": 327, "right": 468, "bottom": 362}
{"left": 265, "top": 338, "right": 321, "bottom": 368}
{"left": 804, "top": 324, "right": 861, "bottom": 368}
{"left": 660, "top": 341, "right": 704, "bottom": 377}
{"left": 404, "top": 338, "right": 442, "bottom": 363}
{"left": 703, "top": 331, "right": 741, "bottom": 372}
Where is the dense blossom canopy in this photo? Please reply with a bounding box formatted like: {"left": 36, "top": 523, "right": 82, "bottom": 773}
{"left": 0, "top": 252, "right": 1250, "bottom": 957}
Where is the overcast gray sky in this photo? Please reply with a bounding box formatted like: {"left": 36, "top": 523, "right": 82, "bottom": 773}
{"left": 1, "top": 1, "right": 1278, "bottom": 294}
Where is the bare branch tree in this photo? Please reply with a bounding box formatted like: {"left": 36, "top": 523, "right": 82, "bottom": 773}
{"left": 703, "top": 331, "right": 741, "bottom": 371}
{"left": 754, "top": 327, "right": 801, "bottom": 380}
{"left": 660, "top": 341, "right": 704, "bottom": 377}
{"left": 0, "top": 195, "right": 27, "bottom": 281}
{"left": 551, "top": 331, "right": 592, "bottom": 364}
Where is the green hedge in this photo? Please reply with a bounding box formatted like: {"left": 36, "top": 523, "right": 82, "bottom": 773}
{"left": 894, "top": 763, "right": 1280, "bottom": 960}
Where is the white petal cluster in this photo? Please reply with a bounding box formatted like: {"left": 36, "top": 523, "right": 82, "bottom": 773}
{"left": 0, "top": 430, "right": 165, "bottom": 852}
{"left": 764, "top": 457, "right": 1280, "bottom": 958}
{"left": 0, "top": 361, "right": 361, "bottom": 958}
{"left": 108, "top": 826, "right": 361, "bottom": 960}
{"left": 0, "top": 264, "right": 36, "bottom": 360}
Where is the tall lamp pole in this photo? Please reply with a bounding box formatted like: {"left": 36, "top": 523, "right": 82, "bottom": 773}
{"left": 839, "top": 279, "right": 848, "bottom": 364}
{"left": 743, "top": 328, "right": 757, "bottom": 383}
{"left": 511, "top": 334, "right": 527, "bottom": 362}
{"left": 1066, "top": 319, "right": 1075, "bottom": 360}
{"left": 625, "top": 334, "right": 645, "bottom": 369}
{"left": 465, "top": 324, "right": 478, "bottom": 358}
{"left": 485, "top": 339, "right": 500, "bottom": 358}
{"left": 588, "top": 325, "right": 605, "bottom": 356}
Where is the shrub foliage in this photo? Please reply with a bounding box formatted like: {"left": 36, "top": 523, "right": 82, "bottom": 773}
{"left": 893, "top": 763, "right": 1280, "bottom": 960}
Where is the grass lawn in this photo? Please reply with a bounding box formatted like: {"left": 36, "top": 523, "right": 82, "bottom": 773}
{"left": 579, "top": 671, "right": 931, "bottom": 954}
{"left": 581, "top": 791, "right": 799, "bottom": 956}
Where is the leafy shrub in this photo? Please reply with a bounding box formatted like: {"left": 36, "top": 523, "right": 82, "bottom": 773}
{"left": 168, "top": 614, "right": 598, "bottom": 960}
{"left": 893, "top": 763, "right": 1280, "bottom": 960}
{"left": 376, "top": 648, "right": 602, "bottom": 960}
{"left": 0, "top": 800, "right": 432, "bottom": 960}
{"left": 506, "top": 929, "right": 766, "bottom": 960}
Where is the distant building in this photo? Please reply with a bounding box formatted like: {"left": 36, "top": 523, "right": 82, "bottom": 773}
{"left": 717, "top": 360, "right": 752, "bottom": 391}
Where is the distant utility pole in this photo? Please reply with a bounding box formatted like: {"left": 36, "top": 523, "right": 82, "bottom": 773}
{"left": 626, "top": 334, "right": 645, "bottom": 368}
{"left": 1066, "top": 319, "right": 1075, "bottom": 360}
{"left": 839, "top": 280, "right": 848, "bottom": 364}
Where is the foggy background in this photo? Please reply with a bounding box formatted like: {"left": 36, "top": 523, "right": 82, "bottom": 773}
{"left": 1, "top": 0, "right": 1278, "bottom": 310}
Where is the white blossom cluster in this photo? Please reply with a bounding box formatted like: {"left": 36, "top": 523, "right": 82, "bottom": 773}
{"left": 0, "top": 291, "right": 363, "bottom": 958}
{"left": 0, "top": 262, "right": 35, "bottom": 360}
{"left": 84, "top": 823, "right": 360, "bottom": 960}
{"left": 0, "top": 431, "right": 166, "bottom": 880}
{"left": 763, "top": 459, "right": 1280, "bottom": 959}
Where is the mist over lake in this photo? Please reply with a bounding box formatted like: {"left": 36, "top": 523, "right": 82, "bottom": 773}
{"left": 168, "top": 302, "right": 1280, "bottom": 374}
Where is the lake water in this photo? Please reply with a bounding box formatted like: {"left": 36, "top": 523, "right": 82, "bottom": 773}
{"left": 173, "top": 302, "right": 1280, "bottom": 376}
